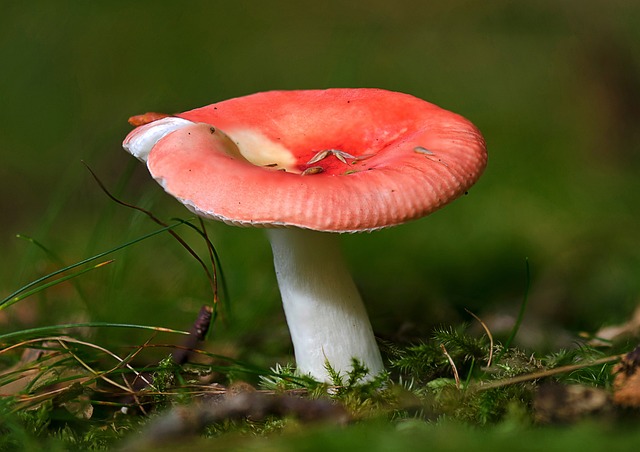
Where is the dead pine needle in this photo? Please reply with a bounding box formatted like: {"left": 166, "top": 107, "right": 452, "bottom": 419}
{"left": 440, "top": 344, "right": 461, "bottom": 389}
{"left": 465, "top": 308, "right": 494, "bottom": 367}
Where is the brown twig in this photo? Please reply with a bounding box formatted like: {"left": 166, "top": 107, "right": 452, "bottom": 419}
{"left": 122, "top": 391, "right": 350, "bottom": 450}
{"left": 471, "top": 353, "right": 625, "bottom": 392}
{"left": 172, "top": 305, "right": 214, "bottom": 365}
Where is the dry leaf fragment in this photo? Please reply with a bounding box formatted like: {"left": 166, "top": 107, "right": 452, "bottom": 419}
{"left": 612, "top": 345, "right": 640, "bottom": 407}
{"left": 590, "top": 304, "right": 640, "bottom": 345}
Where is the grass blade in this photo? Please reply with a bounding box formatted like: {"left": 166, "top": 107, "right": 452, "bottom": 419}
{"left": 0, "top": 322, "right": 189, "bottom": 344}
{"left": 495, "top": 258, "right": 531, "bottom": 363}
{"left": 1, "top": 260, "right": 113, "bottom": 310}
{"left": 504, "top": 258, "right": 531, "bottom": 350}
{"left": 2, "top": 221, "right": 186, "bottom": 309}
{"left": 85, "top": 164, "right": 222, "bottom": 324}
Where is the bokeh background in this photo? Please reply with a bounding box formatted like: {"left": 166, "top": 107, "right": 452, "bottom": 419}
{"left": 2, "top": 0, "right": 639, "bottom": 368}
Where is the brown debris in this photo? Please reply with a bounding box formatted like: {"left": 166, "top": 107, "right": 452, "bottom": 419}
{"left": 612, "top": 346, "right": 640, "bottom": 407}
{"left": 534, "top": 383, "right": 612, "bottom": 424}
{"left": 171, "top": 304, "right": 214, "bottom": 365}
{"left": 128, "top": 112, "right": 171, "bottom": 126}
{"left": 590, "top": 305, "right": 640, "bottom": 346}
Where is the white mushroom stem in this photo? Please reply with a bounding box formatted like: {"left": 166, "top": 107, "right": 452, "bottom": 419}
{"left": 267, "top": 227, "right": 384, "bottom": 382}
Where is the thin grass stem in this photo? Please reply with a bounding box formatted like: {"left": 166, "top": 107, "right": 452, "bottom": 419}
{"left": 0, "top": 323, "right": 188, "bottom": 344}
{"left": 495, "top": 258, "right": 531, "bottom": 363}
{"left": 2, "top": 222, "right": 186, "bottom": 309}
{"left": 2, "top": 261, "right": 113, "bottom": 310}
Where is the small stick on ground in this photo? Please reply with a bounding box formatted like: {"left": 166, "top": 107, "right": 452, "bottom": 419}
{"left": 122, "top": 391, "right": 350, "bottom": 450}
{"left": 172, "top": 305, "right": 214, "bottom": 365}
{"left": 472, "top": 353, "right": 625, "bottom": 392}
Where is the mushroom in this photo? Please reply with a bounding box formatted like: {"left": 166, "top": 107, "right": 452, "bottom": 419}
{"left": 122, "top": 88, "right": 487, "bottom": 382}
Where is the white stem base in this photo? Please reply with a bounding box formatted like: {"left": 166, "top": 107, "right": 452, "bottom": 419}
{"left": 267, "top": 228, "right": 384, "bottom": 382}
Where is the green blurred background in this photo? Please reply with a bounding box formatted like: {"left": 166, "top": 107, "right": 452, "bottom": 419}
{"left": 1, "top": 0, "right": 639, "bottom": 366}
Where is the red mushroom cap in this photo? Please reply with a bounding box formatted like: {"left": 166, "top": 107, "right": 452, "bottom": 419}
{"left": 124, "top": 88, "right": 487, "bottom": 232}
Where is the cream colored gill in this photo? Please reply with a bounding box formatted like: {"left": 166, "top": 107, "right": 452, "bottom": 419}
{"left": 229, "top": 129, "right": 299, "bottom": 173}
